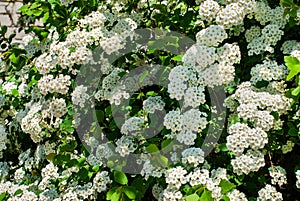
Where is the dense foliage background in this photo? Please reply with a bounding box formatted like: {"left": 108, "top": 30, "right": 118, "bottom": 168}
{"left": 0, "top": 0, "right": 300, "bottom": 200}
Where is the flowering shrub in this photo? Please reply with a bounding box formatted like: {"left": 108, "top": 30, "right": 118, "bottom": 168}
{"left": 0, "top": 0, "right": 300, "bottom": 200}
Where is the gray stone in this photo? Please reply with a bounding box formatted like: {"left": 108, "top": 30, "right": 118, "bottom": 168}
{"left": 0, "top": 5, "right": 6, "bottom": 14}
{"left": 13, "top": 2, "right": 23, "bottom": 13}
{"left": 0, "top": 15, "right": 12, "bottom": 26}
{"left": 5, "top": 2, "right": 13, "bottom": 13}
{"left": 12, "top": 12, "right": 20, "bottom": 25}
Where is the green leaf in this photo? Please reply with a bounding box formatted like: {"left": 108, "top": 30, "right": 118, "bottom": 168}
{"left": 95, "top": 109, "right": 104, "bottom": 122}
{"left": 0, "top": 193, "right": 6, "bottom": 201}
{"left": 46, "top": 153, "right": 56, "bottom": 161}
{"left": 285, "top": 56, "right": 299, "bottom": 66}
{"left": 287, "top": 65, "right": 300, "bottom": 80}
{"left": 139, "top": 70, "right": 149, "bottom": 84}
{"left": 111, "top": 191, "right": 121, "bottom": 201}
{"left": 77, "top": 157, "right": 86, "bottom": 165}
{"left": 29, "top": 2, "right": 41, "bottom": 9}
{"left": 14, "top": 189, "right": 23, "bottom": 196}
{"left": 221, "top": 195, "right": 230, "bottom": 201}
{"left": 114, "top": 170, "right": 128, "bottom": 185}
{"left": 186, "top": 194, "right": 200, "bottom": 201}
{"left": 292, "top": 86, "right": 300, "bottom": 96}
{"left": 199, "top": 189, "right": 213, "bottom": 201}
{"left": 123, "top": 186, "right": 136, "bottom": 199}
{"left": 288, "top": 126, "right": 299, "bottom": 136}
{"left": 92, "top": 165, "right": 100, "bottom": 172}
{"left": 9, "top": 53, "right": 19, "bottom": 64}
{"left": 280, "top": 0, "right": 295, "bottom": 7}
{"left": 161, "top": 139, "right": 173, "bottom": 153}
{"left": 19, "top": 5, "right": 29, "bottom": 12}
{"left": 285, "top": 56, "right": 300, "bottom": 80}
{"left": 60, "top": 141, "right": 77, "bottom": 152}
{"left": 33, "top": 9, "right": 43, "bottom": 16}
{"left": 219, "top": 180, "right": 236, "bottom": 194}
{"left": 11, "top": 89, "right": 19, "bottom": 97}
{"left": 146, "top": 91, "right": 158, "bottom": 96}
{"left": 146, "top": 144, "right": 159, "bottom": 153}
{"left": 78, "top": 168, "right": 89, "bottom": 181}
{"left": 157, "top": 154, "right": 168, "bottom": 167}
{"left": 107, "top": 187, "right": 117, "bottom": 200}
{"left": 219, "top": 143, "right": 228, "bottom": 152}
{"left": 171, "top": 55, "right": 182, "bottom": 61}
{"left": 42, "top": 12, "right": 50, "bottom": 23}
{"left": 12, "top": 98, "right": 19, "bottom": 108}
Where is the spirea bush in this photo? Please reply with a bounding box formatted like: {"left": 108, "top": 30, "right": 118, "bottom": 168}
{"left": 0, "top": 0, "right": 300, "bottom": 200}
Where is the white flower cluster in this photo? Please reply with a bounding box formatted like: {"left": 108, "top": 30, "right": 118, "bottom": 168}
{"left": 38, "top": 74, "right": 71, "bottom": 95}
{"left": 182, "top": 25, "right": 240, "bottom": 88}
{"left": 199, "top": 0, "right": 256, "bottom": 29}
{"left": 291, "top": 50, "right": 300, "bottom": 61}
{"left": 165, "top": 166, "right": 188, "bottom": 189}
{"left": 21, "top": 98, "right": 68, "bottom": 143}
{"left": 13, "top": 168, "right": 26, "bottom": 183}
{"left": 216, "top": 3, "right": 245, "bottom": 29}
{"left": 282, "top": 140, "right": 295, "bottom": 154}
{"left": 35, "top": 53, "right": 56, "bottom": 74}
{"left": 48, "top": 97, "right": 68, "bottom": 118}
{"left": 218, "top": 43, "right": 241, "bottom": 66}
{"left": 227, "top": 123, "right": 268, "bottom": 155}
{"left": 115, "top": 136, "right": 137, "bottom": 157}
{"left": 78, "top": 11, "right": 106, "bottom": 29}
{"left": 21, "top": 103, "right": 43, "bottom": 143}
{"left": 253, "top": 2, "right": 288, "bottom": 28}
{"left": 181, "top": 147, "right": 205, "bottom": 167}
{"left": 164, "top": 109, "right": 207, "bottom": 145}
{"left": 183, "top": 46, "right": 210, "bottom": 69}
{"left": 268, "top": 166, "right": 287, "bottom": 186}
{"left": 281, "top": 40, "right": 300, "bottom": 54}
{"left": 62, "top": 182, "right": 96, "bottom": 201}
{"left": 95, "top": 144, "right": 113, "bottom": 162}
{"left": 21, "top": 32, "right": 54, "bottom": 57}
{"left": 245, "top": 26, "right": 261, "bottom": 42}
{"left": 196, "top": 25, "right": 228, "bottom": 47}
{"left": 39, "top": 162, "right": 59, "bottom": 190}
{"left": 257, "top": 184, "right": 283, "bottom": 201}
{"left": 143, "top": 96, "right": 165, "bottom": 113}
{"left": 228, "top": 82, "right": 292, "bottom": 131}
{"left": 168, "top": 65, "right": 192, "bottom": 100}
{"left": 2, "top": 81, "right": 17, "bottom": 95}
{"left": 231, "top": 149, "right": 265, "bottom": 175}
{"left": 0, "top": 124, "right": 8, "bottom": 158}
{"left": 296, "top": 170, "right": 300, "bottom": 189}
{"left": 40, "top": 10, "right": 137, "bottom": 73}
{"left": 71, "top": 85, "right": 89, "bottom": 108}
{"left": 93, "top": 171, "right": 112, "bottom": 193}
{"left": 121, "top": 117, "right": 145, "bottom": 137}
{"left": 96, "top": 68, "right": 130, "bottom": 105}
{"left": 60, "top": 0, "right": 78, "bottom": 6}
{"left": 0, "top": 162, "right": 9, "bottom": 181}
{"left": 160, "top": 167, "right": 230, "bottom": 200}
{"left": 198, "top": 0, "right": 220, "bottom": 23}
{"left": 0, "top": 182, "right": 39, "bottom": 201}
{"left": 163, "top": 110, "right": 183, "bottom": 132}
{"left": 227, "top": 189, "right": 248, "bottom": 201}
{"left": 250, "top": 60, "right": 288, "bottom": 84}
{"left": 167, "top": 65, "right": 206, "bottom": 107}
{"left": 161, "top": 189, "right": 184, "bottom": 201}
{"left": 50, "top": 42, "right": 92, "bottom": 72}
{"left": 141, "top": 159, "right": 165, "bottom": 180}
{"left": 152, "top": 184, "right": 163, "bottom": 200}
{"left": 247, "top": 25, "right": 284, "bottom": 55}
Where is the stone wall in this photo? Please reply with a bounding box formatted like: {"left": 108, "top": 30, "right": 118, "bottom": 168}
{"left": 0, "top": 0, "right": 25, "bottom": 48}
